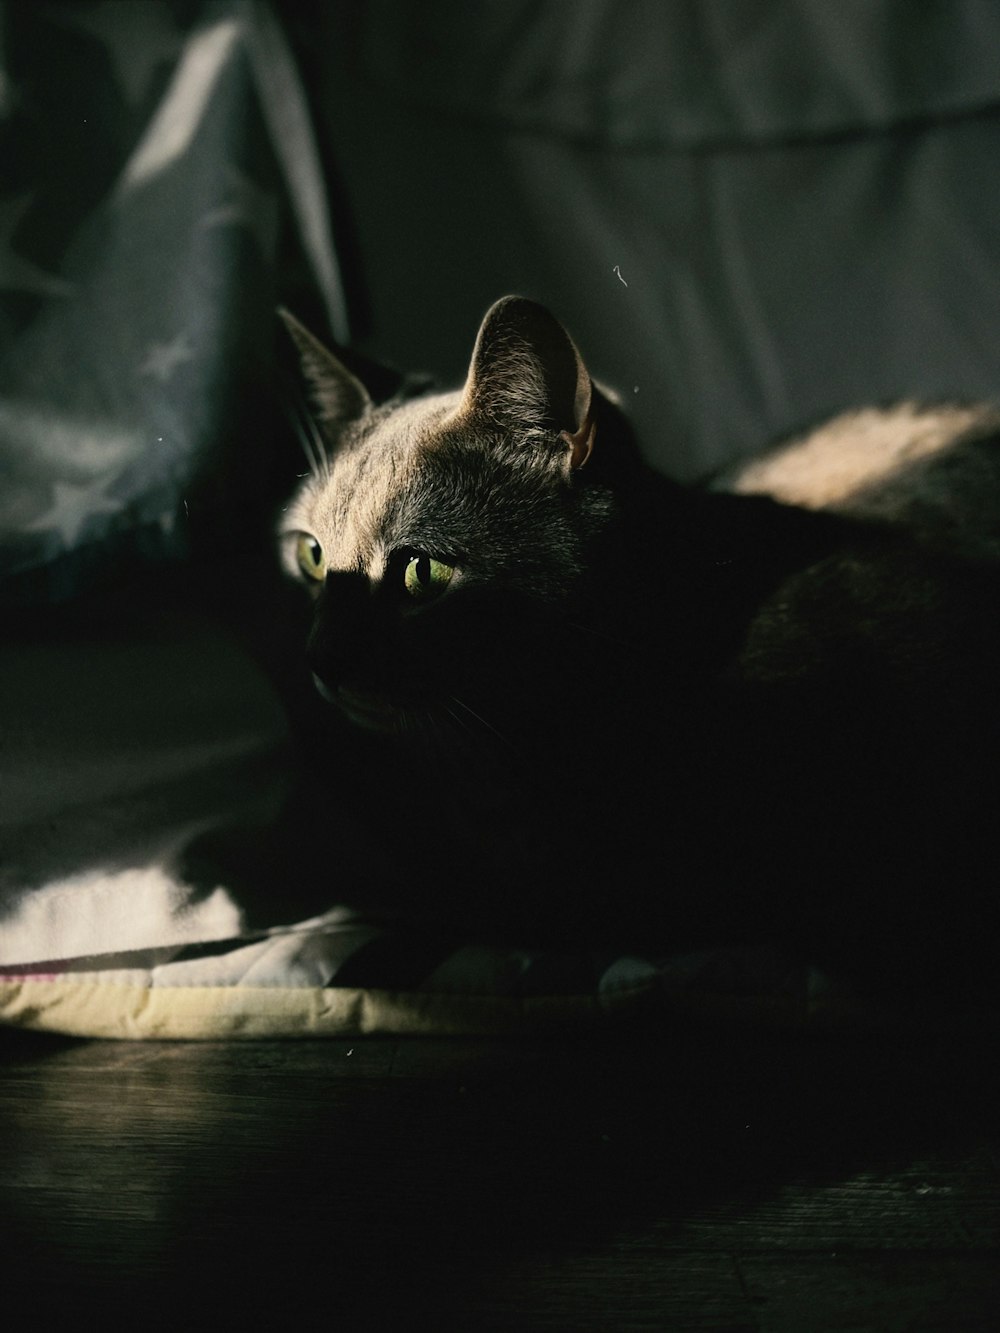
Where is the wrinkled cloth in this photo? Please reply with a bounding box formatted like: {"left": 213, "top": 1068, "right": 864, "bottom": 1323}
{"left": 0, "top": 0, "right": 345, "bottom": 604}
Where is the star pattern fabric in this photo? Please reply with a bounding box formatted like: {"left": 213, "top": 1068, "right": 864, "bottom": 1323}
{"left": 21, "top": 477, "right": 121, "bottom": 548}
{"left": 139, "top": 333, "right": 196, "bottom": 384}
{"left": 0, "top": 1, "right": 344, "bottom": 603}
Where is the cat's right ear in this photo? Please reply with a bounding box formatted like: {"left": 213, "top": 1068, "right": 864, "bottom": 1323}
{"left": 459, "top": 296, "right": 596, "bottom": 471}
{"left": 278, "top": 308, "right": 372, "bottom": 428}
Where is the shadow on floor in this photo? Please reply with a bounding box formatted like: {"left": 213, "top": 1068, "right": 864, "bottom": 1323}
{"left": 1, "top": 1022, "right": 997, "bottom": 1330}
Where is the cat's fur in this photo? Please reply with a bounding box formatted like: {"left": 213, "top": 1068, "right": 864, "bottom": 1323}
{"left": 278, "top": 297, "right": 1000, "bottom": 1002}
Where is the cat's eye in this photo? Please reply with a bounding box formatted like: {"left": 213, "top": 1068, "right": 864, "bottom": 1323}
{"left": 404, "top": 553, "right": 454, "bottom": 599}
{"left": 296, "top": 534, "right": 325, "bottom": 582}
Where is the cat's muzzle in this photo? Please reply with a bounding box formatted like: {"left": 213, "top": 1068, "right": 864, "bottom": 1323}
{"left": 313, "top": 673, "right": 408, "bottom": 734}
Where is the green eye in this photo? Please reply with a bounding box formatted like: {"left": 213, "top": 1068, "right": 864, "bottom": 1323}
{"left": 296, "top": 534, "right": 325, "bottom": 582}
{"left": 404, "top": 553, "right": 455, "bottom": 599}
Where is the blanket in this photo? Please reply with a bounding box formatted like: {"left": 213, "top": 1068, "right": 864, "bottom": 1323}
{"left": 0, "top": 593, "right": 884, "bottom": 1040}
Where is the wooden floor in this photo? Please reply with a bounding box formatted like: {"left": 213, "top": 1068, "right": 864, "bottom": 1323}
{"left": 2, "top": 1021, "right": 998, "bottom": 1330}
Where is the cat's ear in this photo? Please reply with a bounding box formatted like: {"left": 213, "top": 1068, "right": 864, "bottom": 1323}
{"left": 460, "top": 296, "right": 595, "bottom": 470}
{"left": 278, "top": 307, "right": 372, "bottom": 428}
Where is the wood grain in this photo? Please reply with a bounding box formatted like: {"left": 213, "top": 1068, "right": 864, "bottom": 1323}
{"left": 1, "top": 1026, "right": 998, "bottom": 1329}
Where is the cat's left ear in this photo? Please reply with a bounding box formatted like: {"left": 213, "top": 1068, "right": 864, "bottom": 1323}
{"left": 460, "top": 296, "right": 595, "bottom": 470}
{"left": 278, "top": 307, "right": 372, "bottom": 429}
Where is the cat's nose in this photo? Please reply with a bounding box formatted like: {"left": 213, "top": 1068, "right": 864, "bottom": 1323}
{"left": 306, "top": 570, "right": 371, "bottom": 697}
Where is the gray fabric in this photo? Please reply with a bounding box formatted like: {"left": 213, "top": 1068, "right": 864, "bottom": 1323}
{"left": 0, "top": 0, "right": 343, "bottom": 603}
{"left": 361, "top": 0, "right": 1000, "bottom": 147}
{"left": 301, "top": 0, "right": 1000, "bottom": 477}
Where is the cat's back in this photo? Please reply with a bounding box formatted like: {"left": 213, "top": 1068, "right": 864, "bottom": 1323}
{"left": 713, "top": 402, "right": 1000, "bottom": 562}
{"left": 690, "top": 400, "right": 1000, "bottom": 724}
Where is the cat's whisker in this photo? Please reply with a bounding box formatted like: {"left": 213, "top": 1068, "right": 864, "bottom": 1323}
{"left": 284, "top": 378, "right": 330, "bottom": 482}
{"left": 565, "top": 619, "right": 635, "bottom": 652}
{"left": 449, "top": 694, "right": 514, "bottom": 751}
{"left": 414, "top": 707, "right": 444, "bottom": 751}
{"left": 403, "top": 700, "right": 451, "bottom": 751}
{"left": 442, "top": 703, "right": 465, "bottom": 731}
{"left": 397, "top": 706, "right": 415, "bottom": 740}
{"left": 402, "top": 703, "right": 475, "bottom": 783}
{"left": 296, "top": 429, "right": 321, "bottom": 481}
{"left": 443, "top": 703, "right": 477, "bottom": 749}
{"left": 435, "top": 701, "right": 511, "bottom": 785}
{"left": 282, "top": 391, "right": 325, "bottom": 487}
{"left": 301, "top": 410, "right": 330, "bottom": 482}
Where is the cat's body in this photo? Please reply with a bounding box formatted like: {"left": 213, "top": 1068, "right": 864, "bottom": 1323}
{"left": 278, "top": 298, "right": 1000, "bottom": 1002}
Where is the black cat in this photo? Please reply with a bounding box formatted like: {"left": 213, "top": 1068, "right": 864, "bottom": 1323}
{"left": 277, "top": 296, "right": 1000, "bottom": 1003}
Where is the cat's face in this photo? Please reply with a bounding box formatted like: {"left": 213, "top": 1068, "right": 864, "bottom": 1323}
{"left": 279, "top": 297, "right": 610, "bottom": 734}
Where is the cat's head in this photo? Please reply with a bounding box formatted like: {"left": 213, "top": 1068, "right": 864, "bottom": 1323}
{"left": 278, "top": 296, "right": 617, "bottom": 735}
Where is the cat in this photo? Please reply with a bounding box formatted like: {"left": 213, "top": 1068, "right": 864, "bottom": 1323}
{"left": 276, "top": 296, "right": 1000, "bottom": 1004}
